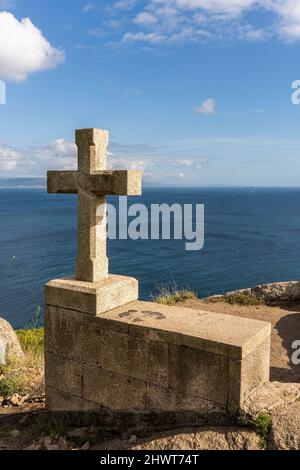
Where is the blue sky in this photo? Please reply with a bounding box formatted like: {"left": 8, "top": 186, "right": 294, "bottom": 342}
{"left": 1, "top": 0, "right": 300, "bottom": 185}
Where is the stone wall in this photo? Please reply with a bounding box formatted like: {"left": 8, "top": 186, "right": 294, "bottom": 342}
{"left": 45, "top": 296, "right": 271, "bottom": 417}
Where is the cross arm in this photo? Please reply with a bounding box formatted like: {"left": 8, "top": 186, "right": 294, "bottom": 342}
{"left": 47, "top": 171, "right": 78, "bottom": 194}
{"left": 89, "top": 170, "right": 142, "bottom": 196}
{"left": 47, "top": 170, "right": 142, "bottom": 196}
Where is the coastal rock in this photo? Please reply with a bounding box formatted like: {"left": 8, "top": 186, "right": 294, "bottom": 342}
{"left": 241, "top": 381, "right": 300, "bottom": 418}
{"left": 251, "top": 281, "right": 300, "bottom": 303}
{"left": 205, "top": 281, "right": 300, "bottom": 304}
{"left": 0, "top": 318, "right": 24, "bottom": 365}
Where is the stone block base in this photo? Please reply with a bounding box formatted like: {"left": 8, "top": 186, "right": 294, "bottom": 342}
{"left": 45, "top": 293, "right": 271, "bottom": 416}
{"left": 45, "top": 274, "right": 138, "bottom": 315}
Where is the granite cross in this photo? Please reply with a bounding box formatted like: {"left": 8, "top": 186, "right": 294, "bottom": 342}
{"left": 47, "top": 128, "right": 142, "bottom": 283}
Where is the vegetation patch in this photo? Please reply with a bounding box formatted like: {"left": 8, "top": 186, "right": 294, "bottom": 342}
{"left": 16, "top": 328, "right": 44, "bottom": 367}
{"left": 0, "top": 370, "right": 19, "bottom": 399}
{"left": 153, "top": 285, "right": 197, "bottom": 306}
{"left": 0, "top": 310, "right": 45, "bottom": 401}
{"left": 31, "top": 415, "right": 70, "bottom": 441}
{"left": 252, "top": 412, "right": 272, "bottom": 449}
{"left": 225, "top": 291, "right": 261, "bottom": 306}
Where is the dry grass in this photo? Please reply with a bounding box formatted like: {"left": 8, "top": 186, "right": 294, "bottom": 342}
{"left": 153, "top": 284, "right": 197, "bottom": 306}
{"left": 16, "top": 328, "right": 44, "bottom": 368}
{"left": 0, "top": 328, "right": 44, "bottom": 399}
{"left": 206, "top": 291, "right": 262, "bottom": 306}
{"left": 225, "top": 291, "right": 261, "bottom": 306}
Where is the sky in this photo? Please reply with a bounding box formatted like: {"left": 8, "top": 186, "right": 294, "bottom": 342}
{"left": 1, "top": 0, "right": 300, "bottom": 186}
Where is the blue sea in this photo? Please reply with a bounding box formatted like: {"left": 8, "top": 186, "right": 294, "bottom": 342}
{"left": 1, "top": 187, "right": 300, "bottom": 328}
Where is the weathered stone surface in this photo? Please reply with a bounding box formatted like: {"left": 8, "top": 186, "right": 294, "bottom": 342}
{"left": 100, "top": 330, "right": 169, "bottom": 386}
{"left": 83, "top": 366, "right": 147, "bottom": 410}
{"left": 0, "top": 317, "right": 24, "bottom": 365}
{"left": 45, "top": 306, "right": 84, "bottom": 360}
{"left": 146, "top": 383, "right": 225, "bottom": 413}
{"left": 228, "top": 337, "right": 270, "bottom": 414}
{"left": 169, "top": 344, "right": 228, "bottom": 405}
{"left": 206, "top": 280, "right": 300, "bottom": 304}
{"left": 45, "top": 300, "right": 271, "bottom": 414}
{"left": 45, "top": 353, "right": 83, "bottom": 397}
{"left": 45, "top": 387, "right": 84, "bottom": 412}
{"left": 48, "top": 170, "right": 141, "bottom": 196}
{"left": 98, "top": 301, "right": 271, "bottom": 360}
{"left": 45, "top": 306, "right": 102, "bottom": 365}
{"left": 47, "top": 128, "right": 142, "bottom": 283}
{"left": 242, "top": 381, "right": 300, "bottom": 418}
{"left": 46, "top": 275, "right": 139, "bottom": 315}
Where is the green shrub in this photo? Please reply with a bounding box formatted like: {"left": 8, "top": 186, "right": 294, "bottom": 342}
{"left": 31, "top": 415, "right": 69, "bottom": 440}
{"left": 225, "top": 291, "right": 261, "bottom": 306}
{"left": 0, "top": 308, "right": 45, "bottom": 400}
{"left": 16, "top": 328, "right": 44, "bottom": 355}
{"left": 252, "top": 412, "right": 272, "bottom": 449}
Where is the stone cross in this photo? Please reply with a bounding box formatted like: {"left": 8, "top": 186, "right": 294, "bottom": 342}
{"left": 47, "top": 128, "right": 142, "bottom": 283}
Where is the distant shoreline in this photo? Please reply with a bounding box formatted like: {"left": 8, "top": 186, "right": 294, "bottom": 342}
{"left": 0, "top": 186, "right": 46, "bottom": 189}
{"left": 2, "top": 178, "right": 300, "bottom": 190}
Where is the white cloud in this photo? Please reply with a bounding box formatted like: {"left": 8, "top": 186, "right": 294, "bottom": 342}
{"left": 0, "top": 139, "right": 77, "bottom": 176}
{"left": 87, "top": 27, "right": 106, "bottom": 38}
{"left": 114, "top": 0, "right": 136, "bottom": 9}
{"left": 0, "top": 12, "right": 65, "bottom": 82}
{"left": 195, "top": 98, "right": 216, "bottom": 115}
{"left": 236, "top": 24, "right": 266, "bottom": 40}
{"left": 110, "top": 157, "right": 153, "bottom": 172}
{"left": 33, "top": 139, "right": 77, "bottom": 172}
{"left": 4, "top": 134, "right": 300, "bottom": 186}
{"left": 0, "top": 136, "right": 211, "bottom": 183}
{"left": 170, "top": 0, "right": 257, "bottom": 16}
{"left": 98, "top": 0, "right": 300, "bottom": 49}
{"left": 134, "top": 12, "right": 158, "bottom": 26}
{"left": 271, "top": 0, "right": 300, "bottom": 40}
{"left": 165, "top": 171, "right": 185, "bottom": 179}
{"left": 83, "top": 3, "right": 96, "bottom": 13}
{"left": 123, "top": 31, "right": 167, "bottom": 44}
{"left": 174, "top": 159, "right": 194, "bottom": 166}
{"left": 173, "top": 158, "right": 206, "bottom": 170}
{"left": 0, "top": 146, "right": 20, "bottom": 171}
{"left": 0, "top": 160, "right": 17, "bottom": 171}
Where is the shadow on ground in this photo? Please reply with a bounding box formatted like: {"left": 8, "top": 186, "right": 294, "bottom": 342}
{"left": 271, "top": 305, "right": 300, "bottom": 383}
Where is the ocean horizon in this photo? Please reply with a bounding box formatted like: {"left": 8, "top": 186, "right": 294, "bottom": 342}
{"left": 1, "top": 185, "right": 300, "bottom": 328}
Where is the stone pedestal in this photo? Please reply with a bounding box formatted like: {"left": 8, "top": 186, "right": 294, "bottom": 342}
{"left": 45, "top": 292, "right": 271, "bottom": 416}
{"left": 46, "top": 275, "right": 139, "bottom": 315}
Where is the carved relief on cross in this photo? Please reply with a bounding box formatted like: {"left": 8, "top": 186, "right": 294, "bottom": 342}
{"left": 47, "top": 128, "right": 142, "bottom": 283}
